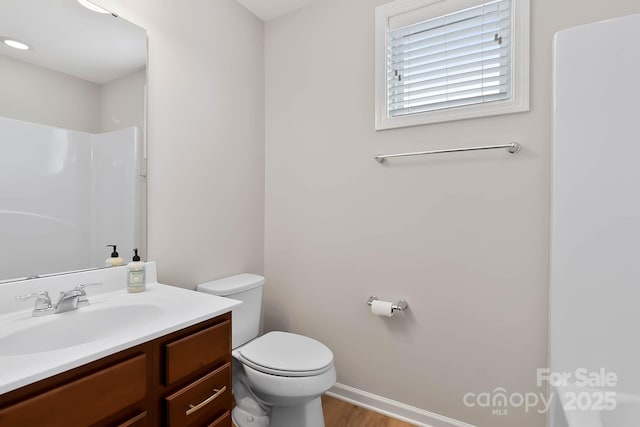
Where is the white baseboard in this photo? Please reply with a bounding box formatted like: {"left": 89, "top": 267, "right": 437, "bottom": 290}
{"left": 325, "top": 383, "right": 476, "bottom": 427}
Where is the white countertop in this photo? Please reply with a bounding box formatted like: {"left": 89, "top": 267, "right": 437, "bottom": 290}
{"left": 0, "top": 263, "right": 240, "bottom": 395}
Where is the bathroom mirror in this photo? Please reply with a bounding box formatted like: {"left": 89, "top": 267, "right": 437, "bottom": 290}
{"left": 0, "top": 0, "right": 147, "bottom": 283}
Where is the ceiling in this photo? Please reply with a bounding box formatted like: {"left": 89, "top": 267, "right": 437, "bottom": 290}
{"left": 235, "top": 0, "right": 321, "bottom": 21}
{"left": 0, "top": 0, "right": 146, "bottom": 84}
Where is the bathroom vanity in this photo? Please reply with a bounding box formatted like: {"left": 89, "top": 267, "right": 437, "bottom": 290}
{"left": 0, "top": 263, "right": 240, "bottom": 426}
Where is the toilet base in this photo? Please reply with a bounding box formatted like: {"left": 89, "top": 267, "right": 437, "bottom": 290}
{"left": 232, "top": 396, "right": 325, "bottom": 427}
{"left": 232, "top": 406, "right": 269, "bottom": 427}
{"left": 269, "top": 396, "right": 325, "bottom": 427}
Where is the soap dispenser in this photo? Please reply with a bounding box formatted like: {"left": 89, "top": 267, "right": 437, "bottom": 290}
{"left": 127, "top": 249, "right": 146, "bottom": 293}
{"left": 105, "top": 245, "right": 124, "bottom": 267}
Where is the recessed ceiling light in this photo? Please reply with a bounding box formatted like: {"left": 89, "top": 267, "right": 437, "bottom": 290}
{"left": 77, "top": 0, "right": 111, "bottom": 14}
{"left": 1, "top": 38, "right": 30, "bottom": 50}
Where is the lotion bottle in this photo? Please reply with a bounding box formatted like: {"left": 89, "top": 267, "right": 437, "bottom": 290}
{"left": 127, "top": 248, "right": 146, "bottom": 293}
{"left": 105, "top": 245, "right": 124, "bottom": 267}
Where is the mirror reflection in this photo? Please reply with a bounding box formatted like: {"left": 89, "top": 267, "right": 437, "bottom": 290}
{"left": 0, "top": 0, "right": 147, "bottom": 283}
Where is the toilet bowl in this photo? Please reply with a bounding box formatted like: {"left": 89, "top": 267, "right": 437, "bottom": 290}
{"left": 197, "top": 274, "right": 336, "bottom": 427}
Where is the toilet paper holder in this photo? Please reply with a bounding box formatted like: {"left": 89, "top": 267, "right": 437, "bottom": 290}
{"left": 367, "top": 296, "right": 408, "bottom": 312}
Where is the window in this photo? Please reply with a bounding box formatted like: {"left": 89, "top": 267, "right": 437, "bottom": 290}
{"left": 375, "top": 0, "right": 529, "bottom": 130}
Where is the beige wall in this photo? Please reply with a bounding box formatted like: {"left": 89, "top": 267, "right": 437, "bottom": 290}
{"left": 0, "top": 55, "right": 101, "bottom": 133}
{"left": 100, "top": 68, "right": 146, "bottom": 135}
{"left": 0, "top": 55, "right": 146, "bottom": 136}
{"left": 96, "top": 0, "right": 265, "bottom": 287}
{"left": 264, "top": 1, "right": 640, "bottom": 426}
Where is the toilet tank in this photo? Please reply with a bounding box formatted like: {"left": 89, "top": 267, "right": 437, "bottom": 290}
{"left": 197, "top": 273, "right": 264, "bottom": 349}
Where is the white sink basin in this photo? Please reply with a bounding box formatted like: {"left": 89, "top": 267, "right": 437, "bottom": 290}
{"left": 0, "top": 263, "right": 241, "bottom": 396}
{"left": 0, "top": 304, "right": 164, "bottom": 355}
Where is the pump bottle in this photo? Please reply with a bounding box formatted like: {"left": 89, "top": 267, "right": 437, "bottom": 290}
{"left": 105, "top": 245, "right": 124, "bottom": 267}
{"left": 127, "top": 248, "right": 146, "bottom": 293}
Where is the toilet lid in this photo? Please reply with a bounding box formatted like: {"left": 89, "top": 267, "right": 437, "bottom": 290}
{"left": 237, "top": 331, "right": 333, "bottom": 376}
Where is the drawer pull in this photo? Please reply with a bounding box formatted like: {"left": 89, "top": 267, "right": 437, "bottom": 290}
{"left": 186, "top": 386, "right": 227, "bottom": 416}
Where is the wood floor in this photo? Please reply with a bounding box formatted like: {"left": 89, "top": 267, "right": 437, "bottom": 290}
{"left": 232, "top": 395, "right": 415, "bottom": 427}
{"left": 322, "top": 395, "right": 416, "bottom": 427}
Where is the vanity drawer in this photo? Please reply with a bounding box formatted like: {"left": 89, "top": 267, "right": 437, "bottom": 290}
{"left": 164, "top": 319, "right": 230, "bottom": 385}
{"left": 165, "top": 363, "right": 232, "bottom": 427}
{"left": 0, "top": 354, "right": 147, "bottom": 427}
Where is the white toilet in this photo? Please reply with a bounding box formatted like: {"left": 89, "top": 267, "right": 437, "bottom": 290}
{"left": 197, "top": 274, "right": 336, "bottom": 427}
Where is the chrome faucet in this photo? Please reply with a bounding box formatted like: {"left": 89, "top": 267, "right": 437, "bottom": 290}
{"left": 54, "top": 289, "right": 84, "bottom": 313}
{"left": 15, "top": 291, "right": 53, "bottom": 317}
{"left": 74, "top": 283, "right": 101, "bottom": 307}
{"left": 54, "top": 283, "right": 102, "bottom": 313}
{"left": 16, "top": 283, "right": 102, "bottom": 316}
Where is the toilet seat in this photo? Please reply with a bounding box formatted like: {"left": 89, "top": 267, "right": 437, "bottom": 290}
{"left": 234, "top": 331, "right": 334, "bottom": 377}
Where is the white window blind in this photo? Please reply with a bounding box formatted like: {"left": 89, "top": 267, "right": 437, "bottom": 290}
{"left": 387, "top": 0, "right": 512, "bottom": 118}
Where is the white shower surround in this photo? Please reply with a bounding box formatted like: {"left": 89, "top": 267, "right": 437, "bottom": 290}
{"left": 550, "top": 13, "right": 640, "bottom": 427}
{"left": 0, "top": 117, "right": 139, "bottom": 281}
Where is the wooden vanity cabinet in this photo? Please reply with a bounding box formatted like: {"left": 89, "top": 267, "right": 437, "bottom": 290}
{"left": 0, "top": 349, "right": 151, "bottom": 427}
{"left": 156, "top": 314, "right": 232, "bottom": 427}
{"left": 117, "top": 411, "right": 149, "bottom": 427}
{"left": 0, "top": 312, "right": 232, "bottom": 427}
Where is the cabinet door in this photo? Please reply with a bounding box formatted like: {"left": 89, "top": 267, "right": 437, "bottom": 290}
{"left": 0, "top": 354, "right": 147, "bottom": 427}
{"left": 165, "top": 363, "right": 231, "bottom": 427}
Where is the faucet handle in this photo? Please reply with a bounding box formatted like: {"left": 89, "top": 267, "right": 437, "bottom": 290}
{"left": 75, "top": 282, "right": 102, "bottom": 291}
{"left": 75, "top": 282, "right": 102, "bottom": 306}
{"left": 15, "top": 291, "right": 53, "bottom": 316}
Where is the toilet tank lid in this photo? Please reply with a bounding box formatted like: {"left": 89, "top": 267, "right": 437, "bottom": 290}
{"left": 197, "top": 273, "right": 265, "bottom": 296}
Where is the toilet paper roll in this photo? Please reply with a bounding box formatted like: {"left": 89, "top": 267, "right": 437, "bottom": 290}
{"left": 371, "top": 300, "right": 394, "bottom": 317}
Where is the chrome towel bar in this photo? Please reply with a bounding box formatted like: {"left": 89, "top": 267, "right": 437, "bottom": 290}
{"left": 374, "top": 142, "right": 521, "bottom": 163}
